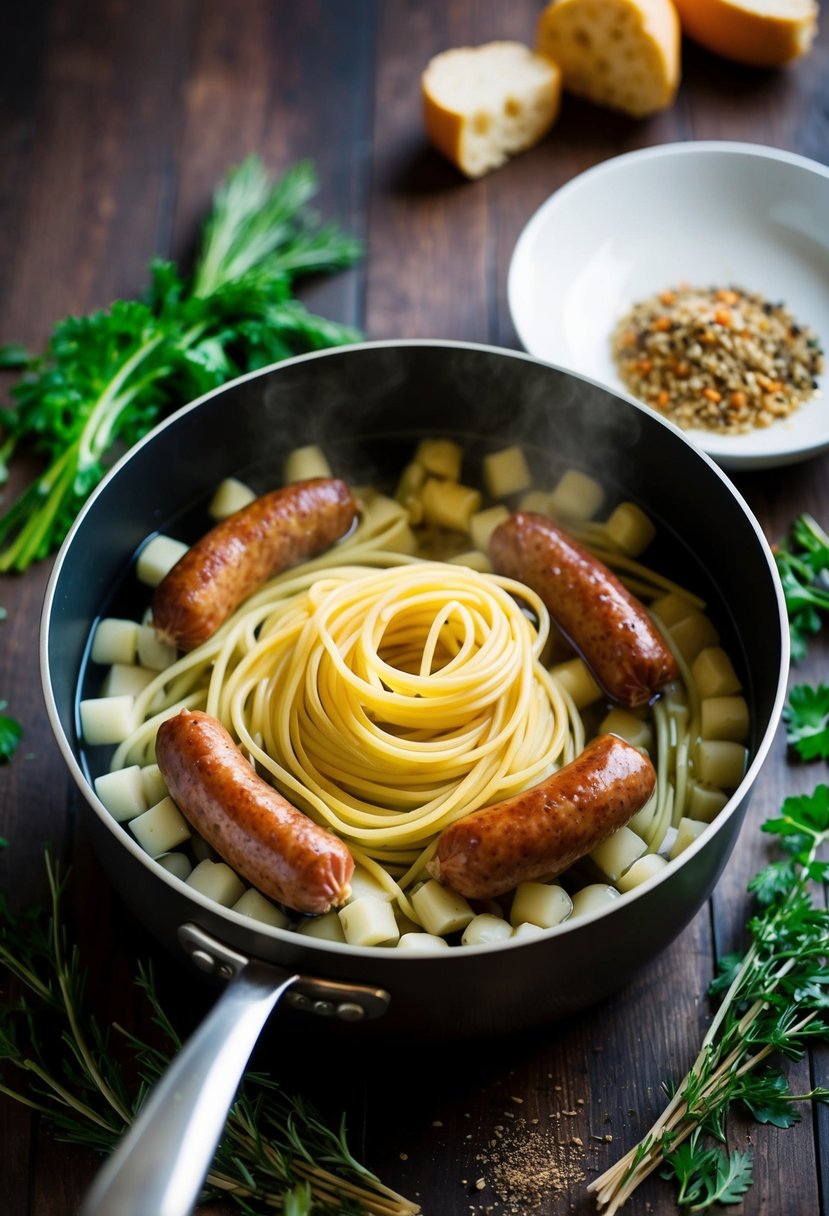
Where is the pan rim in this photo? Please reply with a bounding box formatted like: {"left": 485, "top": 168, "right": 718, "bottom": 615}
{"left": 39, "top": 338, "right": 790, "bottom": 961}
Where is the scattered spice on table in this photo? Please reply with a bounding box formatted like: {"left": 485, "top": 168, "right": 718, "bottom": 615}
{"left": 611, "top": 284, "right": 824, "bottom": 433}
{"left": 470, "top": 1111, "right": 586, "bottom": 1213}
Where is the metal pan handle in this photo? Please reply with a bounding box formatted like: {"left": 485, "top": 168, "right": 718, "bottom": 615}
{"left": 80, "top": 923, "right": 390, "bottom": 1216}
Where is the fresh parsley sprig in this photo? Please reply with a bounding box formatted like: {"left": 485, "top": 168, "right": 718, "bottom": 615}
{"left": 0, "top": 156, "right": 362, "bottom": 573}
{"left": 0, "top": 855, "right": 418, "bottom": 1215}
{"left": 783, "top": 682, "right": 829, "bottom": 761}
{"left": 589, "top": 785, "right": 829, "bottom": 1214}
{"left": 773, "top": 514, "right": 829, "bottom": 662}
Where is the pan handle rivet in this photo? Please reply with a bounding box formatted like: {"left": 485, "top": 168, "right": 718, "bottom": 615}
{"left": 191, "top": 949, "right": 217, "bottom": 974}
{"left": 337, "top": 1002, "right": 366, "bottom": 1022}
{"left": 312, "top": 1000, "right": 335, "bottom": 1017}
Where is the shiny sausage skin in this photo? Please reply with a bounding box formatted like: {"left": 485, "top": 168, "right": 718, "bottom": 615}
{"left": 152, "top": 478, "right": 358, "bottom": 651}
{"left": 427, "top": 734, "right": 655, "bottom": 900}
{"left": 155, "top": 709, "right": 354, "bottom": 915}
{"left": 489, "top": 512, "right": 678, "bottom": 708}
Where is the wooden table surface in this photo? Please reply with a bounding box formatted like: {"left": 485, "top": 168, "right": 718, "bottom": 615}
{"left": 2, "top": 3, "right": 828, "bottom": 1214}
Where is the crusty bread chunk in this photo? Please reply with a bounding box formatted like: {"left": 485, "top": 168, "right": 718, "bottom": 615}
{"left": 536, "top": 0, "right": 680, "bottom": 118}
{"left": 422, "top": 41, "right": 562, "bottom": 179}
{"left": 672, "top": 0, "right": 817, "bottom": 68}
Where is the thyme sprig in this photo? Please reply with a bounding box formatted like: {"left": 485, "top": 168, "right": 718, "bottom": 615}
{"left": 0, "top": 856, "right": 418, "bottom": 1215}
{"left": 588, "top": 785, "right": 829, "bottom": 1213}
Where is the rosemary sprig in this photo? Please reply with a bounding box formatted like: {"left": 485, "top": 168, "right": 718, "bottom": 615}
{"left": 588, "top": 785, "right": 829, "bottom": 1213}
{"left": 0, "top": 855, "right": 418, "bottom": 1215}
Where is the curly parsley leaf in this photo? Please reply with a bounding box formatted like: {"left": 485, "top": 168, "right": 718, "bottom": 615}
{"left": 663, "top": 1135, "right": 754, "bottom": 1211}
{"left": 774, "top": 514, "right": 829, "bottom": 662}
{"left": 0, "top": 701, "right": 22, "bottom": 762}
{"left": 784, "top": 683, "right": 829, "bottom": 761}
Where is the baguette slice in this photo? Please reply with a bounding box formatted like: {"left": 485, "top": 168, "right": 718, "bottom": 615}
{"left": 537, "top": 0, "right": 680, "bottom": 118}
{"left": 422, "top": 41, "right": 562, "bottom": 179}
{"left": 672, "top": 0, "right": 817, "bottom": 67}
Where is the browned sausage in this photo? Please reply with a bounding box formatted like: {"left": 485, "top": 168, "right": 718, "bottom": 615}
{"left": 489, "top": 512, "right": 678, "bottom": 708}
{"left": 155, "top": 709, "right": 354, "bottom": 915}
{"left": 152, "top": 478, "right": 358, "bottom": 651}
{"left": 427, "top": 734, "right": 655, "bottom": 900}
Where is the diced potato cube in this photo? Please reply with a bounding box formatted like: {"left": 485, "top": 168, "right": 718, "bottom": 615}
{"left": 518, "top": 490, "right": 553, "bottom": 514}
{"left": 448, "top": 550, "right": 493, "bottom": 573}
{"left": 94, "top": 765, "right": 148, "bottom": 823}
{"left": 695, "top": 740, "right": 748, "bottom": 789}
{"left": 687, "top": 783, "right": 729, "bottom": 824}
{"left": 469, "top": 504, "right": 511, "bottom": 553}
{"left": 511, "top": 921, "right": 546, "bottom": 940}
{"left": 509, "top": 882, "right": 572, "bottom": 929}
{"left": 415, "top": 438, "right": 463, "bottom": 481}
{"left": 186, "top": 859, "right": 246, "bottom": 906}
{"left": 670, "top": 817, "right": 708, "bottom": 860}
{"left": 338, "top": 896, "right": 400, "bottom": 947}
{"left": 136, "top": 535, "right": 189, "bottom": 587}
{"left": 395, "top": 460, "right": 427, "bottom": 508}
{"left": 130, "top": 796, "right": 191, "bottom": 857}
{"left": 91, "top": 618, "right": 139, "bottom": 666}
{"left": 79, "top": 695, "right": 135, "bottom": 745}
{"left": 604, "top": 502, "right": 656, "bottom": 555}
{"left": 569, "top": 884, "right": 621, "bottom": 919}
{"left": 344, "top": 865, "right": 393, "bottom": 903}
{"left": 701, "top": 695, "right": 749, "bottom": 743}
{"left": 155, "top": 852, "right": 193, "bottom": 882}
{"left": 617, "top": 853, "right": 668, "bottom": 893}
{"left": 599, "top": 707, "right": 653, "bottom": 750}
{"left": 233, "top": 888, "right": 290, "bottom": 929}
{"left": 295, "top": 912, "right": 346, "bottom": 943}
{"left": 411, "top": 880, "right": 474, "bottom": 936}
{"left": 284, "top": 444, "right": 332, "bottom": 483}
{"left": 649, "top": 592, "right": 698, "bottom": 628}
{"left": 692, "top": 647, "right": 742, "bottom": 698}
{"left": 397, "top": 932, "right": 451, "bottom": 951}
{"left": 550, "top": 657, "right": 603, "bottom": 708}
{"left": 589, "top": 826, "right": 647, "bottom": 882}
{"left": 137, "top": 624, "right": 177, "bottom": 671}
{"left": 140, "top": 763, "right": 169, "bottom": 807}
{"left": 101, "top": 663, "right": 157, "bottom": 698}
{"left": 461, "top": 913, "right": 514, "bottom": 946}
{"left": 669, "top": 611, "right": 720, "bottom": 664}
{"left": 548, "top": 469, "right": 604, "bottom": 521}
{"left": 208, "top": 477, "right": 256, "bottom": 519}
{"left": 628, "top": 789, "right": 658, "bottom": 836}
{"left": 420, "top": 479, "right": 481, "bottom": 532}
{"left": 482, "top": 446, "right": 532, "bottom": 499}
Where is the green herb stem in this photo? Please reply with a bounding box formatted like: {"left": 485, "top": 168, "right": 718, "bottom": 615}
{"left": 590, "top": 786, "right": 829, "bottom": 1213}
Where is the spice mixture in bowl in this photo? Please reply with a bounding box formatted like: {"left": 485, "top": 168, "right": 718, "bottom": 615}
{"left": 508, "top": 141, "right": 829, "bottom": 469}
{"left": 611, "top": 285, "right": 824, "bottom": 434}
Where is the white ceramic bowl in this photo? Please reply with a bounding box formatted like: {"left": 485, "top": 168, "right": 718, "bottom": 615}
{"left": 508, "top": 142, "right": 829, "bottom": 471}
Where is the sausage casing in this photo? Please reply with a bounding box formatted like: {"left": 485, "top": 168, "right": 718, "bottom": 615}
{"left": 155, "top": 709, "right": 354, "bottom": 915}
{"left": 152, "top": 478, "right": 357, "bottom": 651}
{"left": 489, "top": 512, "right": 678, "bottom": 708}
{"left": 427, "top": 734, "right": 656, "bottom": 900}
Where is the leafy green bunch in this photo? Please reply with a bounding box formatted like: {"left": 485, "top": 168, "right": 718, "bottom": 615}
{"left": 0, "top": 157, "right": 362, "bottom": 573}
{"left": 773, "top": 513, "right": 829, "bottom": 663}
{"left": 589, "top": 785, "right": 829, "bottom": 1213}
{"left": 774, "top": 514, "right": 829, "bottom": 760}
{"left": 0, "top": 857, "right": 417, "bottom": 1215}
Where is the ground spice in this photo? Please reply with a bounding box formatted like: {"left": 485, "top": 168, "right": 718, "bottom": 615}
{"left": 470, "top": 1114, "right": 586, "bottom": 1214}
{"left": 611, "top": 284, "right": 824, "bottom": 434}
